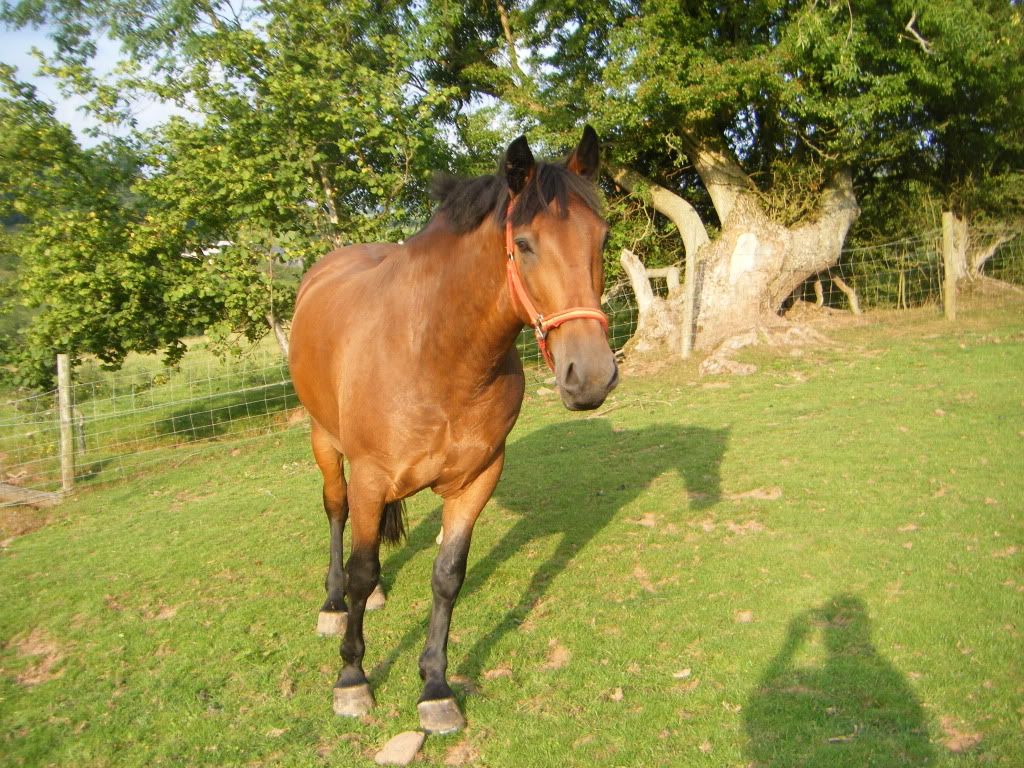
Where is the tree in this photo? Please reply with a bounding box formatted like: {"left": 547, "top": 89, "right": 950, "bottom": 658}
{"left": 2, "top": 0, "right": 456, "bottom": 372}
{"left": 422, "top": 0, "right": 1024, "bottom": 356}
{"left": 0, "top": 66, "right": 200, "bottom": 387}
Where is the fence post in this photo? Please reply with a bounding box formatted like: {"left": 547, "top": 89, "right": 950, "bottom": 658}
{"left": 942, "top": 211, "right": 957, "bottom": 321}
{"left": 680, "top": 251, "right": 700, "bottom": 358}
{"left": 57, "top": 353, "right": 75, "bottom": 494}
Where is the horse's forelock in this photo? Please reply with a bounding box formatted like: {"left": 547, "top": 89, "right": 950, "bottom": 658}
{"left": 432, "top": 162, "right": 602, "bottom": 235}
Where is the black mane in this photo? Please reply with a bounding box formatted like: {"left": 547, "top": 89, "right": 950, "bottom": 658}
{"left": 430, "top": 160, "right": 603, "bottom": 234}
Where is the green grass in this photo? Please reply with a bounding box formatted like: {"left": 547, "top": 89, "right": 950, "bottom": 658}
{"left": 1, "top": 307, "right": 1022, "bottom": 767}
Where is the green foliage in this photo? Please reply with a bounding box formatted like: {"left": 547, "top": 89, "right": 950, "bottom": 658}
{"left": 0, "top": 67, "right": 199, "bottom": 388}
{"left": 0, "top": 0, "right": 458, "bottom": 387}
{"left": 2, "top": 0, "right": 1022, "bottom": 385}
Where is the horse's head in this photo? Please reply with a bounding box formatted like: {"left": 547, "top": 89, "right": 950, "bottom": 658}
{"left": 503, "top": 127, "right": 619, "bottom": 411}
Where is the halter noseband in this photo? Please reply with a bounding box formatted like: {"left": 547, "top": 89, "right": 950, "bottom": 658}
{"left": 504, "top": 200, "right": 609, "bottom": 372}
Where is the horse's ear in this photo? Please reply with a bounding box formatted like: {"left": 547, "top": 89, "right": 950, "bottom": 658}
{"left": 566, "top": 124, "right": 600, "bottom": 179}
{"left": 504, "top": 136, "right": 535, "bottom": 195}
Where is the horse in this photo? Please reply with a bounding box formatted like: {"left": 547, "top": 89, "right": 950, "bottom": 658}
{"left": 288, "top": 126, "right": 618, "bottom": 733}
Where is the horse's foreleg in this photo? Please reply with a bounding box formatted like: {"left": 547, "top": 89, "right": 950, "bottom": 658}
{"left": 332, "top": 475, "right": 385, "bottom": 718}
{"left": 312, "top": 425, "right": 348, "bottom": 636}
{"left": 418, "top": 453, "right": 505, "bottom": 733}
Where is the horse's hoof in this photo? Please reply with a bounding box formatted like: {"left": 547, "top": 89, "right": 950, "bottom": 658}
{"left": 316, "top": 610, "right": 347, "bottom": 636}
{"left": 366, "top": 584, "right": 386, "bottom": 612}
{"left": 333, "top": 683, "right": 375, "bottom": 717}
{"left": 418, "top": 697, "right": 466, "bottom": 734}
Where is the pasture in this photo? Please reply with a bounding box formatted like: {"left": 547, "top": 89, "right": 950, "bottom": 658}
{"left": 1, "top": 307, "right": 1022, "bottom": 767}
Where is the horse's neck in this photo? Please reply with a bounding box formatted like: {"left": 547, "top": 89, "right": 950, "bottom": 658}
{"left": 407, "top": 218, "right": 522, "bottom": 374}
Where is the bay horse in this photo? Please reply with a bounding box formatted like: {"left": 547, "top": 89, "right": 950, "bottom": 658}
{"left": 288, "top": 126, "right": 618, "bottom": 733}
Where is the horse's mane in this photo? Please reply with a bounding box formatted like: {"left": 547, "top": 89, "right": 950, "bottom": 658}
{"left": 430, "top": 159, "right": 603, "bottom": 235}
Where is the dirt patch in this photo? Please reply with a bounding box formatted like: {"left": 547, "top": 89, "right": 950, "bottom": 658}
{"left": 444, "top": 739, "right": 480, "bottom": 766}
{"left": 542, "top": 638, "right": 571, "bottom": 670}
{"left": 725, "top": 486, "right": 782, "bottom": 501}
{"left": 0, "top": 504, "right": 63, "bottom": 547}
{"left": 8, "top": 627, "right": 65, "bottom": 686}
{"left": 939, "top": 715, "right": 982, "bottom": 753}
{"left": 725, "top": 520, "right": 766, "bottom": 535}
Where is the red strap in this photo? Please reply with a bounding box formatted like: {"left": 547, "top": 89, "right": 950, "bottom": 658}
{"left": 504, "top": 200, "right": 608, "bottom": 371}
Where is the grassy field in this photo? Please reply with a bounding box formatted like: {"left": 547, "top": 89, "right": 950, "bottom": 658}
{"left": 1, "top": 306, "right": 1022, "bottom": 767}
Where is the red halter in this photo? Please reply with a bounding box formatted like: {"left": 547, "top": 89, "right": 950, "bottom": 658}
{"left": 504, "top": 201, "right": 609, "bottom": 372}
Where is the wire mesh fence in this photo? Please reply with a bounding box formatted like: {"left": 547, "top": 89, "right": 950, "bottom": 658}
{"left": 1, "top": 230, "right": 1020, "bottom": 508}
{"left": 793, "top": 227, "right": 1024, "bottom": 313}
{"left": 0, "top": 355, "right": 299, "bottom": 507}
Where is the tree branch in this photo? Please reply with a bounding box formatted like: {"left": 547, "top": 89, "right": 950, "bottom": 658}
{"left": 495, "top": 0, "right": 527, "bottom": 87}
{"left": 902, "top": 12, "right": 932, "bottom": 54}
{"left": 607, "top": 165, "right": 710, "bottom": 260}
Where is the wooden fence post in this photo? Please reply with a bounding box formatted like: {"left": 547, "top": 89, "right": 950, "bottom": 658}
{"left": 680, "top": 252, "right": 700, "bottom": 358}
{"left": 57, "top": 354, "right": 74, "bottom": 494}
{"left": 942, "top": 211, "right": 957, "bottom": 321}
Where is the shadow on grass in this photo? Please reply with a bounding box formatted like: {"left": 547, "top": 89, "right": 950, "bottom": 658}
{"left": 370, "top": 418, "right": 728, "bottom": 686}
{"left": 743, "top": 594, "right": 935, "bottom": 767}
{"left": 153, "top": 382, "right": 298, "bottom": 441}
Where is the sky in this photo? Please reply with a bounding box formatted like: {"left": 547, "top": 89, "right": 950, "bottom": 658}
{"left": 0, "top": 23, "right": 179, "bottom": 144}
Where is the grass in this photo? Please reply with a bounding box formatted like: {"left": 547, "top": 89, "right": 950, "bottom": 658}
{"left": 1, "top": 305, "right": 1022, "bottom": 767}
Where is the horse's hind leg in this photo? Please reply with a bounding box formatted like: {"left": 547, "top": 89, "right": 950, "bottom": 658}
{"left": 312, "top": 423, "right": 348, "bottom": 636}
{"left": 332, "top": 468, "right": 387, "bottom": 717}
{"left": 418, "top": 453, "right": 504, "bottom": 733}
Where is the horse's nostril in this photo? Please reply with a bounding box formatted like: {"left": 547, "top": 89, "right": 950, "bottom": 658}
{"left": 608, "top": 364, "right": 620, "bottom": 390}
{"left": 563, "top": 360, "right": 580, "bottom": 390}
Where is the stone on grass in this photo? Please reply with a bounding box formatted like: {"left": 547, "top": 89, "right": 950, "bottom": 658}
{"left": 374, "top": 731, "right": 426, "bottom": 766}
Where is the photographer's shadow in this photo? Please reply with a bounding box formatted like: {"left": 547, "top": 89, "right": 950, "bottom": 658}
{"left": 744, "top": 594, "right": 935, "bottom": 767}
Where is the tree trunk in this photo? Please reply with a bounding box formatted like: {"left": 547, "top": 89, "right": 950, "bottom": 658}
{"left": 608, "top": 142, "right": 859, "bottom": 358}
{"left": 619, "top": 248, "right": 684, "bottom": 358}
{"left": 694, "top": 170, "right": 859, "bottom": 350}
{"left": 267, "top": 312, "right": 290, "bottom": 357}
{"left": 946, "top": 212, "right": 1016, "bottom": 283}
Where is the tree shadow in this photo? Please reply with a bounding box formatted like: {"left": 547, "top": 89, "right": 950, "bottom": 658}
{"left": 743, "top": 594, "right": 935, "bottom": 767}
{"left": 153, "top": 381, "right": 297, "bottom": 440}
{"left": 370, "top": 418, "right": 728, "bottom": 686}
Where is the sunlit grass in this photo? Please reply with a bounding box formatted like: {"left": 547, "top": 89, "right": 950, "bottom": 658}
{"left": 1, "top": 307, "right": 1022, "bottom": 766}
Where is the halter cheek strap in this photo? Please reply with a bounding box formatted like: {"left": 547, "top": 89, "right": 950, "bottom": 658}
{"left": 504, "top": 201, "right": 609, "bottom": 372}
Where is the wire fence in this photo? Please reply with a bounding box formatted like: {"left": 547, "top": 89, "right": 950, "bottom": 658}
{"left": 793, "top": 226, "right": 1024, "bottom": 312}
{"left": 1, "top": 229, "right": 1021, "bottom": 508}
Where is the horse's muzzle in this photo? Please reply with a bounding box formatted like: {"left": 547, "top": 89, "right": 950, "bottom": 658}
{"left": 558, "top": 352, "right": 619, "bottom": 411}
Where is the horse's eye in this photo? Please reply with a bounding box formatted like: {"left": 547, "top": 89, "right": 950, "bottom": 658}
{"left": 514, "top": 238, "right": 533, "bottom": 255}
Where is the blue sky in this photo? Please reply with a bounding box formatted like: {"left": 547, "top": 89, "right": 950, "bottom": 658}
{"left": 1, "top": 23, "right": 177, "bottom": 144}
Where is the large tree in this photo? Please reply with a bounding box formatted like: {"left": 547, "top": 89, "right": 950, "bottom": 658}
{"left": 0, "top": 66, "right": 202, "bottom": 386}
{"left": 424, "top": 0, "right": 1024, "bottom": 355}
{"left": 1, "top": 0, "right": 455, "bottom": 375}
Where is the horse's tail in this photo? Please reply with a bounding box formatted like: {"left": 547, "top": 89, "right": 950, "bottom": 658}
{"left": 380, "top": 500, "right": 407, "bottom": 546}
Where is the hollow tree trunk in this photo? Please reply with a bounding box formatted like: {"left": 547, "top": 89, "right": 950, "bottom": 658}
{"left": 694, "top": 171, "right": 859, "bottom": 349}
{"left": 608, "top": 139, "right": 860, "bottom": 358}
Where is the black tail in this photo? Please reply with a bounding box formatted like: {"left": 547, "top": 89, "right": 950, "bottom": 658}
{"left": 380, "top": 500, "right": 407, "bottom": 546}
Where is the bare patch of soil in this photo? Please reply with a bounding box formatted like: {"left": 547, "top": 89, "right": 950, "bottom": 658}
{"left": 542, "top": 638, "right": 571, "bottom": 670}
{"left": 939, "top": 715, "right": 982, "bottom": 753}
{"left": 0, "top": 504, "right": 62, "bottom": 548}
{"left": 8, "top": 628, "right": 65, "bottom": 686}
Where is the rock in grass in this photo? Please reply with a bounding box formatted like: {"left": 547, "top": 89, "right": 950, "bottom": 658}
{"left": 374, "top": 731, "right": 426, "bottom": 766}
